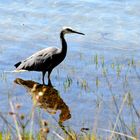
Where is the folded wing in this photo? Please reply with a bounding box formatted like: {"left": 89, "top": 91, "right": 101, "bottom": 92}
{"left": 15, "top": 47, "right": 60, "bottom": 71}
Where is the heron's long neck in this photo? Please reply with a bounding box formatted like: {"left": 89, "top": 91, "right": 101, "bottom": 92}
{"left": 60, "top": 32, "right": 67, "bottom": 57}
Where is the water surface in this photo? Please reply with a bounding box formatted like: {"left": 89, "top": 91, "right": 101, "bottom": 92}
{"left": 0, "top": 0, "right": 140, "bottom": 138}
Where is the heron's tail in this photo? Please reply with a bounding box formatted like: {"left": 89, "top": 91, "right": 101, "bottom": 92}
{"left": 14, "top": 62, "right": 21, "bottom": 68}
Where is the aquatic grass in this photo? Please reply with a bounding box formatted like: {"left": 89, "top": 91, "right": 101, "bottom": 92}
{"left": 111, "top": 63, "right": 115, "bottom": 69}
{"left": 77, "top": 79, "right": 89, "bottom": 91}
{"left": 9, "top": 101, "right": 22, "bottom": 140}
{"left": 52, "top": 131, "right": 65, "bottom": 140}
{"left": 124, "top": 92, "right": 140, "bottom": 137}
{"left": 131, "top": 59, "right": 140, "bottom": 81}
{"left": 0, "top": 71, "right": 7, "bottom": 82}
{"left": 62, "top": 129, "right": 97, "bottom": 140}
{"left": 101, "top": 56, "right": 104, "bottom": 67}
{"left": 6, "top": 100, "right": 50, "bottom": 140}
{"left": 98, "top": 128, "right": 137, "bottom": 140}
{"left": 116, "top": 64, "right": 122, "bottom": 77}
{"left": 0, "top": 132, "right": 2, "bottom": 140}
{"left": 69, "top": 55, "right": 140, "bottom": 139}
{"left": 109, "top": 92, "right": 129, "bottom": 139}
{"left": 95, "top": 76, "right": 100, "bottom": 89}
{"left": 94, "top": 54, "right": 98, "bottom": 68}
{"left": 0, "top": 56, "right": 140, "bottom": 139}
{"left": 102, "top": 67, "right": 107, "bottom": 77}
{"left": 63, "top": 76, "right": 73, "bottom": 91}
{"left": 29, "top": 105, "right": 35, "bottom": 140}
{"left": 1, "top": 131, "right": 11, "bottom": 140}
{"left": 98, "top": 56, "right": 139, "bottom": 139}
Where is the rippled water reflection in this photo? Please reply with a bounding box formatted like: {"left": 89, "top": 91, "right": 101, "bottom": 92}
{"left": 14, "top": 78, "right": 71, "bottom": 123}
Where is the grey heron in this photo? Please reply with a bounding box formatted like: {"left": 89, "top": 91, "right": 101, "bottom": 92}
{"left": 14, "top": 27, "right": 85, "bottom": 85}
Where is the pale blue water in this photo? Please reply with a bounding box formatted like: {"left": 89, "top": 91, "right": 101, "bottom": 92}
{"left": 0, "top": 0, "right": 140, "bottom": 138}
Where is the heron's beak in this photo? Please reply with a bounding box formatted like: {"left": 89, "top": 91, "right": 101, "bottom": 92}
{"left": 72, "top": 30, "right": 85, "bottom": 35}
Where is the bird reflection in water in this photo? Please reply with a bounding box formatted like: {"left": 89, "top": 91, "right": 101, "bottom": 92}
{"left": 14, "top": 78, "right": 71, "bottom": 123}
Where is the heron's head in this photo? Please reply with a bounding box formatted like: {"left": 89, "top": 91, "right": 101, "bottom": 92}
{"left": 61, "top": 27, "right": 85, "bottom": 35}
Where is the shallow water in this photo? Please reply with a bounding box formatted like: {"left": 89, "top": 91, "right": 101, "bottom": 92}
{"left": 0, "top": 0, "right": 140, "bottom": 138}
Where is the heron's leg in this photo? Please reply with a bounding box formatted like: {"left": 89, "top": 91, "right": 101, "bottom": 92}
{"left": 42, "top": 71, "right": 46, "bottom": 85}
{"left": 48, "top": 69, "right": 52, "bottom": 86}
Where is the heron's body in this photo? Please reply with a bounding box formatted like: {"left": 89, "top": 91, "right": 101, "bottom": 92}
{"left": 15, "top": 47, "right": 62, "bottom": 71}
{"left": 15, "top": 27, "right": 84, "bottom": 85}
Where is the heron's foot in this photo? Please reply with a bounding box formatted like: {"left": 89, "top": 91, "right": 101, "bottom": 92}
{"left": 42, "top": 80, "right": 46, "bottom": 85}
{"left": 43, "top": 82, "right": 46, "bottom": 85}
{"left": 48, "top": 79, "right": 52, "bottom": 87}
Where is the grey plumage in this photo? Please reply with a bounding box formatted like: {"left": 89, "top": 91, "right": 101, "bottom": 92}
{"left": 14, "top": 27, "right": 84, "bottom": 85}
{"left": 15, "top": 47, "right": 60, "bottom": 71}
